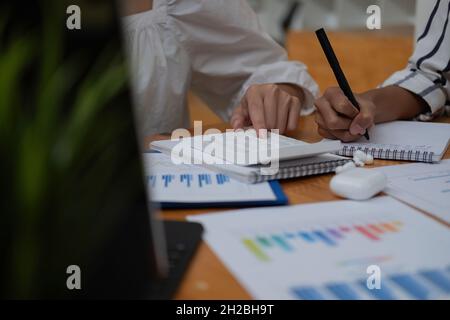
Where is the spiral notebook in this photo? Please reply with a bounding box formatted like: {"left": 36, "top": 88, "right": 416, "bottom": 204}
{"left": 151, "top": 135, "right": 350, "bottom": 184}
{"left": 336, "top": 121, "right": 450, "bottom": 163}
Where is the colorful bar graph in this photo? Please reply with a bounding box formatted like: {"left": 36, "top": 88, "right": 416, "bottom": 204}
{"left": 242, "top": 221, "right": 403, "bottom": 261}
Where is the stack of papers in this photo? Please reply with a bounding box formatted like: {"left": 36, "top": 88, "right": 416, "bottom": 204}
{"left": 151, "top": 133, "right": 348, "bottom": 183}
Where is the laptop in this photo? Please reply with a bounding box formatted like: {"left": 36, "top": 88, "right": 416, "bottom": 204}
{"left": 0, "top": 0, "right": 202, "bottom": 299}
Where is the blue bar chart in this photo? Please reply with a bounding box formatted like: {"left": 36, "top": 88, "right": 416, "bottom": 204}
{"left": 290, "top": 267, "right": 450, "bottom": 300}
{"left": 149, "top": 173, "right": 231, "bottom": 189}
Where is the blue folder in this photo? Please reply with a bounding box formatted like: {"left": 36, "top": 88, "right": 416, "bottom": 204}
{"left": 155, "top": 180, "right": 288, "bottom": 209}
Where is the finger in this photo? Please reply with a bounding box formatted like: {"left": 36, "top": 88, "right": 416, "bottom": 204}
{"left": 287, "top": 96, "right": 300, "bottom": 131}
{"left": 314, "top": 111, "right": 326, "bottom": 128}
{"left": 323, "top": 87, "right": 359, "bottom": 118}
{"left": 231, "top": 101, "right": 249, "bottom": 129}
{"left": 333, "top": 96, "right": 359, "bottom": 118}
{"left": 263, "top": 85, "right": 278, "bottom": 129}
{"left": 231, "top": 107, "right": 246, "bottom": 129}
{"left": 247, "top": 92, "right": 267, "bottom": 136}
{"left": 317, "top": 126, "right": 337, "bottom": 140}
{"left": 349, "top": 99, "right": 375, "bottom": 135}
{"left": 275, "top": 93, "right": 291, "bottom": 134}
{"left": 322, "top": 127, "right": 361, "bottom": 142}
{"left": 314, "top": 96, "right": 352, "bottom": 130}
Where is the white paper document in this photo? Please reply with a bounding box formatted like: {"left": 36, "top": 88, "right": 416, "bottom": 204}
{"left": 189, "top": 197, "right": 450, "bottom": 300}
{"left": 374, "top": 160, "right": 450, "bottom": 223}
{"left": 143, "top": 153, "right": 278, "bottom": 204}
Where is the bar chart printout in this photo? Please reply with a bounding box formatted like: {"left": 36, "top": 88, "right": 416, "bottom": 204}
{"left": 143, "top": 153, "right": 278, "bottom": 203}
{"left": 189, "top": 197, "right": 450, "bottom": 300}
{"left": 241, "top": 220, "right": 403, "bottom": 261}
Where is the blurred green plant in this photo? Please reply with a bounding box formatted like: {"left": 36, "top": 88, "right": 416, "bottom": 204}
{"left": 0, "top": 2, "right": 130, "bottom": 298}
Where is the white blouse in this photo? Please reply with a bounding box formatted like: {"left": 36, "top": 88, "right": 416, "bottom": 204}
{"left": 122, "top": 0, "right": 319, "bottom": 139}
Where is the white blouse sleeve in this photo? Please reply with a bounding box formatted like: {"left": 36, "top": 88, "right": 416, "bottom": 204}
{"left": 167, "top": 0, "right": 319, "bottom": 121}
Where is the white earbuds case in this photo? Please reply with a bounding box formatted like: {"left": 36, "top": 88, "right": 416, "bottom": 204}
{"left": 330, "top": 168, "right": 387, "bottom": 200}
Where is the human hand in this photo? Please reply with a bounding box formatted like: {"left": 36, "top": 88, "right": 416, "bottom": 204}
{"left": 231, "top": 83, "right": 304, "bottom": 136}
{"left": 314, "top": 87, "right": 375, "bottom": 142}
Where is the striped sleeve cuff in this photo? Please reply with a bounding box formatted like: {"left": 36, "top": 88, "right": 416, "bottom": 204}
{"left": 382, "top": 69, "right": 447, "bottom": 120}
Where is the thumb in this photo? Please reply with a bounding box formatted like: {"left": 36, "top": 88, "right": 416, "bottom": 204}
{"left": 349, "top": 100, "right": 374, "bottom": 136}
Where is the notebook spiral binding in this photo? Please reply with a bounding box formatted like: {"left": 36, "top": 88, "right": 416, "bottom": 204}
{"left": 254, "top": 158, "right": 351, "bottom": 183}
{"left": 338, "top": 146, "right": 435, "bottom": 163}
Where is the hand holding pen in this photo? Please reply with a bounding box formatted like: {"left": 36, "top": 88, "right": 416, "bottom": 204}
{"left": 314, "top": 28, "right": 372, "bottom": 142}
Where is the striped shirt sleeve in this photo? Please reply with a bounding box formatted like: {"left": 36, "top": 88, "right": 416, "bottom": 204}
{"left": 382, "top": 0, "right": 450, "bottom": 121}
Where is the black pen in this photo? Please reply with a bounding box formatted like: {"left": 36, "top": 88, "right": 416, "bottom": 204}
{"left": 315, "top": 28, "right": 370, "bottom": 140}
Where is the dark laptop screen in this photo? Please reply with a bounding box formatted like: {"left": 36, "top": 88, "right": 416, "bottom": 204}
{"left": 0, "top": 0, "right": 161, "bottom": 298}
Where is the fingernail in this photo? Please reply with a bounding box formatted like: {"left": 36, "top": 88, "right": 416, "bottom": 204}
{"left": 350, "top": 124, "right": 364, "bottom": 135}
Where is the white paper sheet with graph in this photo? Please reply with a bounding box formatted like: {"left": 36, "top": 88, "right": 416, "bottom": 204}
{"left": 143, "top": 152, "right": 278, "bottom": 204}
{"left": 189, "top": 197, "right": 450, "bottom": 299}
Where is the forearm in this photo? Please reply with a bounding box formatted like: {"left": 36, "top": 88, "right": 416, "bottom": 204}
{"left": 361, "top": 85, "right": 429, "bottom": 124}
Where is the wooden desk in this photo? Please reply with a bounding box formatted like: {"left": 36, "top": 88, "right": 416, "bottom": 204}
{"left": 158, "top": 115, "right": 450, "bottom": 300}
